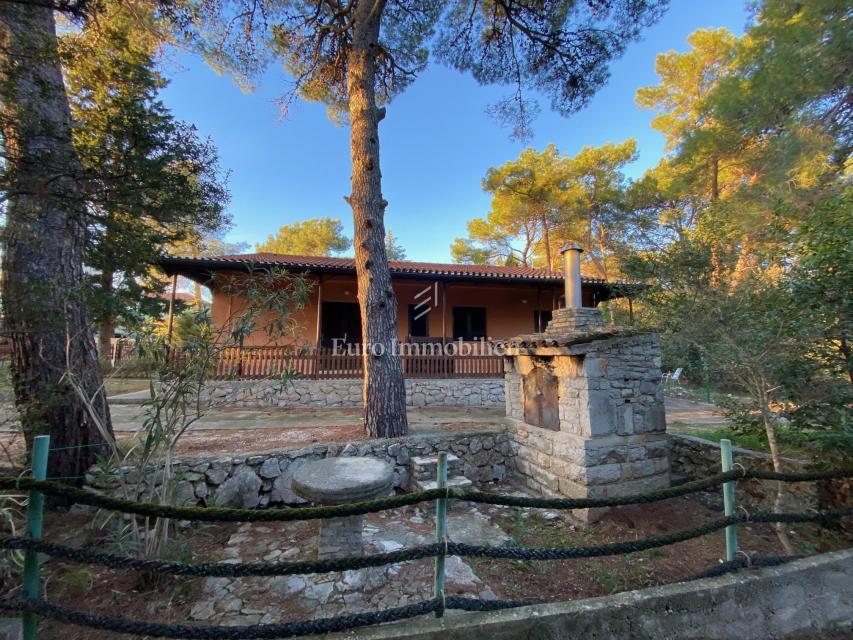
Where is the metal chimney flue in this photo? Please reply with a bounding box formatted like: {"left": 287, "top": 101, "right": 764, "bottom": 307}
{"left": 561, "top": 243, "right": 583, "bottom": 309}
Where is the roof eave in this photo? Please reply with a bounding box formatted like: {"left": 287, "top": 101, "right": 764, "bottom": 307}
{"left": 155, "top": 256, "right": 632, "bottom": 292}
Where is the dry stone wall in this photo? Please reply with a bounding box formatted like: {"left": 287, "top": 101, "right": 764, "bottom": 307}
{"left": 668, "top": 433, "right": 814, "bottom": 507}
{"left": 669, "top": 433, "right": 807, "bottom": 478}
{"left": 203, "top": 378, "right": 505, "bottom": 408}
{"left": 87, "top": 430, "right": 514, "bottom": 508}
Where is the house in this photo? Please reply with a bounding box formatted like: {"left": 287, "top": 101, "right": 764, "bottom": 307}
{"left": 159, "top": 253, "right": 631, "bottom": 349}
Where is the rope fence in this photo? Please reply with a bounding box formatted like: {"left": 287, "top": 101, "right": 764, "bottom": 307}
{"left": 0, "top": 595, "right": 532, "bottom": 640}
{"left": 1, "top": 434, "right": 851, "bottom": 639}
{"left": 0, "top": 508, "right": 850, "bottom": 577}
{"left": 2, "top": 467, "right": 848, "bottom": 523}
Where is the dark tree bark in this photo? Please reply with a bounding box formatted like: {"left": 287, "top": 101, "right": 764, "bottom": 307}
{"left": 540, "top": 210, "right": 552, "bottom": 274}
{"left": 346, "top": 0, "right": 407, "bottom": 438}
{"left": 710, "top": 156, "right": 719, "bottom": 201}
{"left": 0, "top": 0, "right": 113, "bottom": 481}
{"left": 839, "top": 338, "right": 853, "bottom": 388}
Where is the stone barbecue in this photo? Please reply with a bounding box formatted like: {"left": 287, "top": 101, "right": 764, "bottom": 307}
{"left": 500, "top": 244, "right": 670, "bottom": 521}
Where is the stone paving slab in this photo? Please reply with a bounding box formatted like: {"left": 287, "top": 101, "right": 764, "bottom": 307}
{"left": 187, "top": 503, "right": 515, "bottom": 626}
{"left": 0, "top": 395, "right": 723, "bottom": 434}
{"left": 104, "top": 405, "right": 508, "bottom": 433}
{"left": 100, "top": 398, "right": 721, "bottom": 433}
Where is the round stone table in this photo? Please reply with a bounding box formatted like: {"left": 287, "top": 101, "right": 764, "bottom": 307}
{"left": 292, "top": 457, "right": 394, "bottom": 559}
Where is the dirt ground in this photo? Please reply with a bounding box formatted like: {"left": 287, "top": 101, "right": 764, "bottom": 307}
{"left": 0, "top": 397, "right": 727, "bottom": 463}
{"left": 2, "top": 483, "right": 850, "bottom": 639}
{"left": 168, "top": 420, "right": 503, "bottom": 455}
{"left": 0, "top": 397, "right": 847, "bottom": 637}
{"left": 0, "top": 405, "right": 507, "bottom": 464}
{"left": 472, "top": 492, "right": 852, "bottom": 603}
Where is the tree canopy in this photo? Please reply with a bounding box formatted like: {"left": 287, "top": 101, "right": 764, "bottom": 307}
{"left": 449, "top": 0, "right": 851, "bottom": 475}
{"left": 256, "top": 217, "right": 351, "bottom": 255}
{"left": 453, "top": 139, "right": 645, "bottom": 280}
{"left": 384, "top": 230, "right": 406, "bottom": 260}
{"left": 622, "top": 0, "right": 852, "bottom": 472}
{"left": 63, "top": 1, "right": 230, "bottom": 351}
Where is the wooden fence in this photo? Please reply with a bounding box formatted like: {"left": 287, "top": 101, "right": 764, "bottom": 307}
{"left": 164, "top": 345, "right": 504, "bottom": 380}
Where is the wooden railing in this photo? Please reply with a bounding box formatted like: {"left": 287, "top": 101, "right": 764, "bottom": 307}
{"left": 169, "top": 345, "right": 504, "bottom": 380}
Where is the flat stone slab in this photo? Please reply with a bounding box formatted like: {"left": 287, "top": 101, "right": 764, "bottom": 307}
{"left": 410, "top": 454, "right": 460, "bottom": 467}
{"left": 293, "top": 457, "right": 394, "bottom": 504}
{"left": 447, "top": 511, "right": 512, "bottom": 547}
{"left": 0, "top": 619, "right": 21, "bottom": 640}
{"left": 413, "top": 476, "right": 473, "bottom": 491}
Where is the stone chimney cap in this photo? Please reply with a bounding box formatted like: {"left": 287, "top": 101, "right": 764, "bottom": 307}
{"left": 560, "top": 243, "right": 583, "bottom": 254}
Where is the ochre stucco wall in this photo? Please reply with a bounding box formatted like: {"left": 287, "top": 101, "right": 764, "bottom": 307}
{"left": 209, "top": 274, "right": 602, "bottom": 347}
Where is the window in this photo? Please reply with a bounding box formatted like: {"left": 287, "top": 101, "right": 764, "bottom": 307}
{"left": 408, "top": 304, "right": 430, "bottom": 338}
{"left": 452, "top": 307, "right": 486, "bottom": 341}
{"left": 533, "top": 309, "right": 553, "bottom": 333}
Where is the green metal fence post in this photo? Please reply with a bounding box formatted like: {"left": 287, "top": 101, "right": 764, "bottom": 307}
{"left": 22, "top": 435, "right": 50, "bottom": 640}
{"left": 433, "top": 452, "right": 448, "bottom": 618}
{"left": 720, "top": 438, "right": 737, "bottom": 562}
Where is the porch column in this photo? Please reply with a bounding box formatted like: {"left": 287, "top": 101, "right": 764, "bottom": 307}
{"left": 441, "top": 281, "right": 447, "bottom": 345}
{"left": 441, "top": 281, "right": 449, "bottom": 377}
{"left": 166, "top": 273, "right": 178, "bottom": 345}
{"left": 315, "top": 275, "right": 324, "bottom": 347}
{"left": 535, "top": 286, "right": 541, "bottom": 332}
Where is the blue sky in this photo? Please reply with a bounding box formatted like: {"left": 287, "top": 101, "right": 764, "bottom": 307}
{"left": 161, "top": 1, "right": 749, "bottom": 263}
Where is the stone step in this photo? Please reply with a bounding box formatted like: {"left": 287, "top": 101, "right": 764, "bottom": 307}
{"left": 410, "top": 454, "right": 463, "bottom": 481}
{"left": 411, "top": 475, "right": 474, "bottom": 492}
{"left": 411, "top": 474, "right": 474, "bottom": 511}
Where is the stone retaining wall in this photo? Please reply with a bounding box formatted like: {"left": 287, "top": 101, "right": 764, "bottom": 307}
{"left": 669, "top": 432, "right": 807, "bottom": 479}
{"left": 204, "top": 378, "right": 505, "bottom": 408}
{"left": 668, "top": 433, "right": 814, "bottom": 507}
{"left": 335, "top": 550, "right": 853, "bottom": 640}
{"left": 86, "top": 427, "right": 821, "bottom": 517}
{"left": 87, "top": 430, "right": 514, "bottom": 508}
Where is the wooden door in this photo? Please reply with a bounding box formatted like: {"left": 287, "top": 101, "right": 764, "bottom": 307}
{"left": 523, "top": 366, "right": 560, "bottom": 431}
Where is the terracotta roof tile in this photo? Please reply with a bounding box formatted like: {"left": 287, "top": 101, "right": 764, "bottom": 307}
{"left": 162, "top": 252, "right": 621, "bottom": 285}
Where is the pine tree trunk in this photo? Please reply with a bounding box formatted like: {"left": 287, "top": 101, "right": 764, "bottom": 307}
{"left": 839, "top": 338, "right": 853, "bottom": 388}
{"left": 0, "top": 2, "right": 113, "bottom": 481}
{"left": 710, "top": 243, "right": 722, "bottom": 289}
{"left": 346, "top": 0, "right": 407, "bottom": 438}
{"left": 730, "top": 237, "right": 756, "bottom": 289}
{"left": 540, "top": 211, "right": 552, "bottom": 273}
{"left": 710, "top": 157, "right": 719, "bottom": 201}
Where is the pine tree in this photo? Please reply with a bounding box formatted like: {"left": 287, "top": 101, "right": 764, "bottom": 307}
{"left": 63, "top": 2, "right": 229, "bottom": 356}
{"left": 0, "top": 1, "right": 112, "bottom": 480}
{"left": 257, "top": 218, "right": 351, "bottom": 256}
